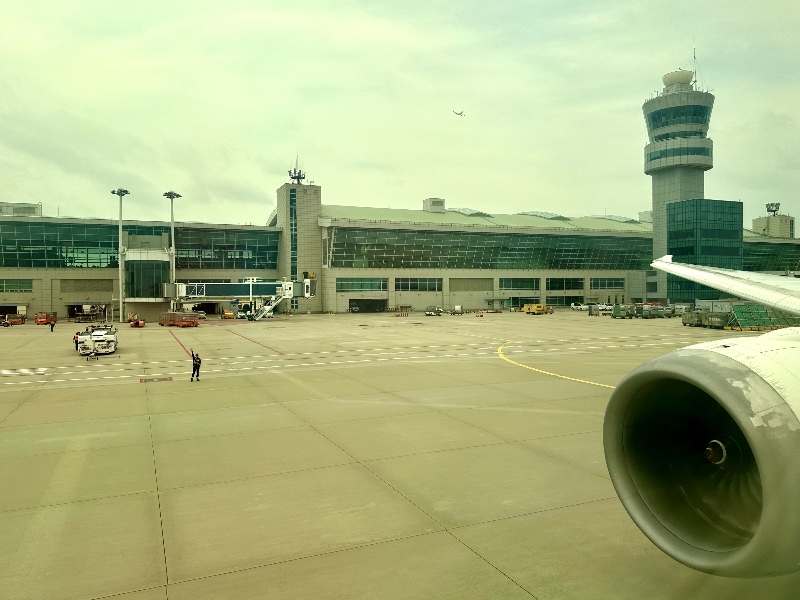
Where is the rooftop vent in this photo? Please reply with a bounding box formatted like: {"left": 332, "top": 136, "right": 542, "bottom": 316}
{"left": 446, "top": 207, "right": 493, "bottom": 217}
{"left": 518, "top": 211, "right": 569, "bottom": 221}
{"left": 423, "top": 198, "right": 446, "bottom": 213}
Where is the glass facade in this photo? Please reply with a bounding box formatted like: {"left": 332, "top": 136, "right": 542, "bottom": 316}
{"left": 0, "top": 279, "right": 33, "bottom": 292}
{"left": 335, "top": 278, "right": 388, "bottom": 292}
{"left": 395, "top": 278, "right": 442, "bottom": 292}
{"left": 175, "top": 228, "right": 279, "bottom": 270}
{"left": 0, "top": 221, "right": 278, "bottom": 270}
{"left": 0, "top": 221, "right": 119, "bottom": 268}
{"left": 547, "top": 295, "right": 584, "bottom": 306}
{"left": 505, "top": 296, "right": 539, "bottom": 308}
{"left": 289, "top": 189, "right": 298, "bottom": 280}
{"left": 590, "top": 278, "right": 625, "bottom": 290}
{"left": 652, "top": 131, "right": 706, "bottom": 142}
{"left": 546, "top": 278, "right": 584, "bottom": 290}
{"left": 645, "top": 147, "right": 712, "bottom": 162}
{"left": 667, "top": 199, "right": 743, "bottom": 300}
{"left": 126, "top": 261, "right": 169, "bottom": 298}
{"left": 744, "top": 242, "right": 800, "bottom": 272}
{"left": 328, "top": 228, "right": 652, "bottom": 270}
{"left": 645, "top": 105, "right": 712, "bottom": 131}
{"left": 499, "top": 278, "right": 540, "bottom": 290}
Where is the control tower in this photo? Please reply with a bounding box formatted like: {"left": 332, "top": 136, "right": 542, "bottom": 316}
{"left": 643, "top": 69, "right": 714, "bottom": 299}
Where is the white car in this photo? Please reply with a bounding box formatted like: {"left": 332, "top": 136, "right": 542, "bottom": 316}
{"left": 570, "top": 303, "right": 589, "bottom": 311}
{"left": 196, "top": 311, "right": 207, "bottom": 320}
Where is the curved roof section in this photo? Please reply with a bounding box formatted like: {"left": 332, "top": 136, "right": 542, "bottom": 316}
{"left": 447, "top": 207, "right": 493, "bottom": 217}
{"left": 320, "top": 205, "right": 655, "bottom": 233}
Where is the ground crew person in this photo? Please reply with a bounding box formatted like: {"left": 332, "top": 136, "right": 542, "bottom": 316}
{"left": 191, "top": 350, "right": 201, "bottom": 381}
{"left": 74, "top": 332, "right": 80, "bottom": 350}
{"left": 49, "top": 320, "right": 55, "bottom": 332}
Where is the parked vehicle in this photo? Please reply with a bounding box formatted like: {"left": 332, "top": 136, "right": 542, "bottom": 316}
{"left": 196, "top": 311, "right": 207, "bottom": 320}
{"left": 522, "top": 304, "right": 553, "bottom": 315}
{"left": 612, "top": 305, "right": 635, "bottom": 319}
{"left": 77, "top": 324, "right": 118, "bottom": 355}
{"left": 221, "top": 311, "right": 235, "bottom": 319}
{"left": 5, "top": 314, "right": 26, "bottom": 325}
{"left": 424, "top": 306, "right": 443, "bottom": 316}
{"left": 570, "top": 303, "right": 589, "bottom": 311}
{"left": 34, "top": 312, "right": 56, "bottom": 325}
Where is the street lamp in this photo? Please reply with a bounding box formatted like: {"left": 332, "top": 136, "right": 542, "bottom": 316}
{"left": 163, "top": 191, "right": 181, "bottom": 310}
{"left": 110, "top": 188, "right": 129, "bottom": 323}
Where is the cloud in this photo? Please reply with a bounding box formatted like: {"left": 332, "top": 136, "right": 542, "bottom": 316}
{"left": 0, "top": 1, "right": 798, "bottom": 229}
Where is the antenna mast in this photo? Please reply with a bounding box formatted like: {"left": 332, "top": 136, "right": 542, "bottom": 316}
{"left": 288, "top": 155, "right": 306, "bottom": 185}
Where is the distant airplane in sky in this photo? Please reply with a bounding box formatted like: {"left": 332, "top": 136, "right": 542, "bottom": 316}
{"left": 453, "top": 111, "right": 465, "bottom": 116}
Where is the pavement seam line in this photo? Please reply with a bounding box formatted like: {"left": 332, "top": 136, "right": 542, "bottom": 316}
{"left": 146, "top": 393, "right": 172, "bottom": 592}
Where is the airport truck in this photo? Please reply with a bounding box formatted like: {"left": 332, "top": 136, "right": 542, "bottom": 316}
{"left": 522, "top": 304, "right": 553, "bottom": 315}
{"left": 34, "top": 312, "right": 56, "bottom": 325}
{"left": 77, "top": 324, "right": 119, "bottom": 355}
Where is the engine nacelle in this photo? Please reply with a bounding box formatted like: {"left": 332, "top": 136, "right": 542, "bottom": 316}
{"left": 604, "top": 327, "right": 800, "bottom": 577}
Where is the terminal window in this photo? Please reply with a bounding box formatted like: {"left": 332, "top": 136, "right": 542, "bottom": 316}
{"left": 546, "top": 295, "right": 584, "bottom": 306}
{"left": 394, "top": 278, "right": 442, "bottom": 292}
{"left": 500, "top": 278, "right": 540, "bottom": 291}
{"left": 0, "top": 279, "right": 33, "bottom": 292}
{"left": 336, "top": 278, "right": 388, "bottom": 292}
{"left": 590, "top": 278, "right": 624, "bottom": 290}
{"left": 546, "top": 278, "right": 584, "bottom": 290}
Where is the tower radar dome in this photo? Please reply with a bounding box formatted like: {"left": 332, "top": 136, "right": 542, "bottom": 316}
{"left": 662, "top": 70, "right": 694, "bottom": 87}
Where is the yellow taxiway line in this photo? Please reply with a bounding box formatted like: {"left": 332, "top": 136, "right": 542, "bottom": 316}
{"left": 496, "top": 341, "right": 616, "bottom": 390}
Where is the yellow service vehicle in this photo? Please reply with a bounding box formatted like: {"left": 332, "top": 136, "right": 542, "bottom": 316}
{"left": 521, "top": 304, "right": 553, "bottom": 315}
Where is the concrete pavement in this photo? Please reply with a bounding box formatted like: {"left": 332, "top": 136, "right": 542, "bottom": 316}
{"left": 1, "top": 311, "right": 799, "bottom": 599}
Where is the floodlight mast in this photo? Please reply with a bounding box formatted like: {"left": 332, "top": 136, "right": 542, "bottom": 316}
{"left": 163, "top": 191, "right": 182, "bottom": 311}
{"left": 110, "top": 189, "right": 130, "bottom": 323}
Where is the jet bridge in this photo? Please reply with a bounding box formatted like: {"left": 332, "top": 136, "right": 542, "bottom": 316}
{"left": 174, "top": 278, "right": 316, "bottom": 319}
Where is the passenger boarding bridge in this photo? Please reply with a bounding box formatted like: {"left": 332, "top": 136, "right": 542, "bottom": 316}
{"left": 173, "top": 277, "right": 316, "bottom": 320}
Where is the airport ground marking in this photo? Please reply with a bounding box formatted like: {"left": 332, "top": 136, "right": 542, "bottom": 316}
{"left": 226, "top": 329, "right": 284, "bottom": 355}
{"left": 497, "top": 341, "right": 616, "bottom": 390}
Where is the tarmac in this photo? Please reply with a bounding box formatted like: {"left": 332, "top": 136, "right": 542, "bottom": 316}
{"left": 1, "top": 311, "right": 799, "bottom": 599}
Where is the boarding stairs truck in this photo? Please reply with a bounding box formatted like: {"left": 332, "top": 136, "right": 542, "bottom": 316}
{"left": 77, "top": 324, "right": 119, "bottom": 355}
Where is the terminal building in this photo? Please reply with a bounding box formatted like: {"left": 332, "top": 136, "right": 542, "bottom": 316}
{"left": 1, "top": 73, "right": 799, "bottom": 320}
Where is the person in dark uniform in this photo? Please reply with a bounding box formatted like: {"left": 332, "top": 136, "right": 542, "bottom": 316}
{"left": 191, "top": 350, "right": 201, "bottom": 381}
{"left": 50, "top": 321, "right": 55, "bottom": 332}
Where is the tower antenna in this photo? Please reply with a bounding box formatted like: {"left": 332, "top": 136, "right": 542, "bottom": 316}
{"left": 288, "top": 155, "right": 306, "bottom": 185}
{"left": 692, "top": 40, "right": 697, "bottom": 87}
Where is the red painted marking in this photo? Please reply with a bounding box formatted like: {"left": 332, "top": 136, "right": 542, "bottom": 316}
{"left": 227, "top": 329, "right": 284, "bottom": 355}
{"left": 169, "top": 331, "right": 191, "bottom": 355}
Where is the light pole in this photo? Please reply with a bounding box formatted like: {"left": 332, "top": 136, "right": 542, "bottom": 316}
{"left": 163, "top": 191, "right": 181, "bottom": 311}
{"left": 110, "top": 188, "right": 129, "bottom": 323}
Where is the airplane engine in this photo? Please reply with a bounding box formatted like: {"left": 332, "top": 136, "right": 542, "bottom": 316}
{"left": 604, "top": 327, "right": 800, "bottom": 577}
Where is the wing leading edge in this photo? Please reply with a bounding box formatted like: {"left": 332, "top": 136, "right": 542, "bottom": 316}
{"left": 652, "top": 255, "right": 800, "bottom": 317}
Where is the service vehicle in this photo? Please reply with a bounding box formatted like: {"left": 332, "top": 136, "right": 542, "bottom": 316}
{"left": 5, "top": 314, "right": 26, "bottom": 325}
{"left": 522, "top": 303, "right": 553, "bottom": 315}
{"left": 570, "top": 303, "right": 589, "bottom": 311}
{"left": 77, "top": 324, "right": 118, "bottom": 355}
{"left": 34, "top": 312, "right": 56, "bottom": 325}
{"left": 612, "top": 305, "right": 635, "bottom": 319}
{"left": 424, "top": 306, "right": 443, "bottom": 316}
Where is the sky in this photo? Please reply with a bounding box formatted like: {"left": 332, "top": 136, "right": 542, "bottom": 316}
{"left": 0, "top": 1, "right": 798, "bottom": 230}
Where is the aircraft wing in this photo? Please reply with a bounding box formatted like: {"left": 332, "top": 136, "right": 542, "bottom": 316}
{"left": 652, "top": 255, "right": 800, "bottom": 316}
